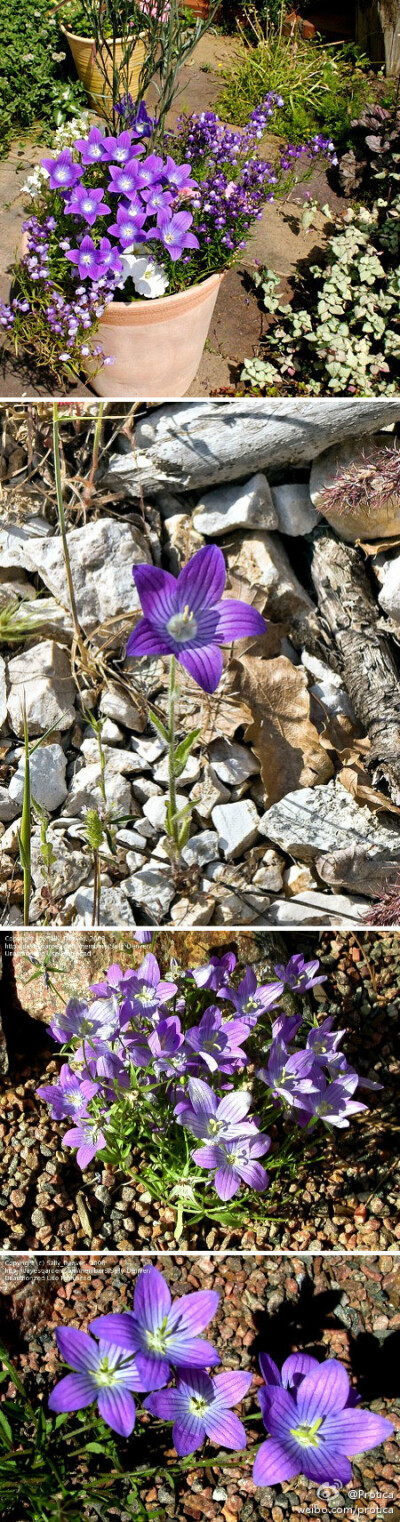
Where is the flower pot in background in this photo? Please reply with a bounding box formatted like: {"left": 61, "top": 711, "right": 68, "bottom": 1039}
{"left": 60, "top": 25, "right": 146, "bottom": 115}
{"left": 89, "top": 271, "right": 223, "bottom": 397}
{"left": 179, "top": 0, "right": 213, "bottom": 15}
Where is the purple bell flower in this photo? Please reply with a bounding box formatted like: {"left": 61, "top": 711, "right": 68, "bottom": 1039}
{"left": 41, "top": 150, "right": 83, "bottom": 190}
{"left": 224, "top": 966, "right": 285, "bottom": 1027}
{"left": 73, "top": 126, "right": 108, "bottom": 164}
{"left": 253, "top": 1353, "right": 394, "bottom": 1486}
{"left": 156, "top": 208, "right": 199, "bottom": 261}
{"left": 191, "top": 1132, "right": 270, "bottom": 1201}
{"left": 257, "top": 1039, "right": 320, "bottom": 1110}
{"left": 185, "top": 1007, "right": 249, "bottom": 1074}
{"left": 62, "top": 1116, "right": 107, "bottom": 1169}
{"left": 89, "top": 1264, "right": 220, "bottom": 1387}
{"left": 37, "top": 1063, "right": 98, "bottom": 1120}
{"left": 126, "top": 545, "right": 266, "bottom": 694}
{"left": 64, "top": 184, "right": 111, "bottom": 225}
{"left": 175, "top": 1075, "right": 260, "bottom": 1143}
{"left": 48, "top": 1327, "right": 159, "bottom": 1437}
{"left": 119, "top": 953, "right": 177, "bottom": 1023}
{"left": 144, "top": 1366, "right": 253, "bottom": 1457}
{"left": 192, "top": 952, "right": 237, "bottom": 992}
{"left": 273, "top": 955, "right": 327, "bottom": 994}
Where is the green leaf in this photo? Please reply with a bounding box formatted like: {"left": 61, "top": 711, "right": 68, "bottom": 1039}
{"left": 173, "top": 728, "right": 201, "bottom": 776}
{"left": 0, "top": 1409, "right": 13, "bottom": 1448}
{"left": 149, "top": 708, "right": 169, "bottom": 744}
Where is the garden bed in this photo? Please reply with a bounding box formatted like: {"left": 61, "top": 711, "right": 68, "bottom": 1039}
{"left": 0, "top": 928, "right": 398, "bottom": 1254}
{"left": 0, "top": 1251, "right": 399, "bottom": 1520}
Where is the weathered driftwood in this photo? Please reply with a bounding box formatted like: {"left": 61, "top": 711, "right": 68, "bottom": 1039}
{"left": 310, "top": 531, "right": 400, "bottom": 804}
{"left": 104, "top": 400, "right": 400, "bottom": 498}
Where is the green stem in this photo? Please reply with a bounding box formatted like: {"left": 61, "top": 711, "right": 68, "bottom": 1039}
{"left": 52, "top": 403, "right": 81, "bottom": 643}
{"left": 168, "top": 654, "right": 179, "bottom": 851}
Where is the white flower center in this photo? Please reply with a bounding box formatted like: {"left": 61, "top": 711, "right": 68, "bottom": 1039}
{"left": 291, "top": 1418, "right": 322, "bottom": 1449}
{"left": 94, "top": 1359, "right": 118, "bottom": 1387}
{"left": 188, "top": 1395, "right": 208, "bottom": 1416}
{"left": 146, "top": 1319, "right": 169, "bottom": 1354}
{"left": 167, "top": 606, "right": 197, "bottom": 642}
{"left": 65, "top": 1090, "right": 82, "bottom": 1106}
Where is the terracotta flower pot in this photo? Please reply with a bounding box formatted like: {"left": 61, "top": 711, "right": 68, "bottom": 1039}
{"left": 60, "top": 24, "right": 146, "bottom": 116}
{"left": 89, "top": 271, "right": 223, "bottom": 397}
{"left": 179, "top": 0, "right": 212, "bottom": 14}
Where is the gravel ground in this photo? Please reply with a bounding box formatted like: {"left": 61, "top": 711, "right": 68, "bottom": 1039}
{"left": 3, "top": 402, "right": 400, "bottom": 929}
{"left": 0, "top": 1252, "right": 399, "bottom": 1521}
{"left": 0, "top": 930, "right": 398, "bottom": 1254}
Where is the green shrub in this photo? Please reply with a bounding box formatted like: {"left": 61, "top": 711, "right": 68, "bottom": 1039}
{"left": 216, "top": 34, "right": 373, "bottom": 146}
{"left": 0, "top": 0, "right": 86, "bottom": 147}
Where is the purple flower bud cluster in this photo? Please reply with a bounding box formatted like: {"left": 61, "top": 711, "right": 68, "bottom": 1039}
{"left": 36, "top": 949, "right": 378, "bottom": 1202}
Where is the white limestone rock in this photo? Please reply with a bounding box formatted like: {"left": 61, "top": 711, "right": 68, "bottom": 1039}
{"left": 9, "top": 743, "right": 68, "bottom": 812}
{"left": 22, "top": 517, "right": 151, "bottom": 632}
{"left": 209, "top": 739, "right": 259, "bottom": 786}
{"left": 193, "top": 474, "right": 277, "bottom": 537}
{"left": 259, "top": 779, "right": 400, "bottom": 861}
{"left": 211, "top": 799, "right": 260, "bottom": 860}
{"left": 122, "top": 866, "right": 175, "bottom": 918}
{"left": 272, "top": 483, "right": 320, "bottom": 535}
{"left": 7, "top": 641, "right": 76, "bottom": 737}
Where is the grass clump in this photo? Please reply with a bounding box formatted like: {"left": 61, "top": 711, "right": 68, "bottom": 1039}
{"left": 216, "top": 33, "right": 373, "bottom": 146}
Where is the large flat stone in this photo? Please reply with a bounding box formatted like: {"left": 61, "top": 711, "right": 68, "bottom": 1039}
{"left": 193, "top": 474, "right": 277, "bottom": 537}
{"left": 259, "top": 779, "right": 400, "bottom": 862}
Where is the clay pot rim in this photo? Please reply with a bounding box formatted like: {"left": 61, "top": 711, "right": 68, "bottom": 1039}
{"left": 99, "top": 270, "right": 224, "bottom": 324}
{"left": 60, "top": 21, "right": 146, "bottom": 42}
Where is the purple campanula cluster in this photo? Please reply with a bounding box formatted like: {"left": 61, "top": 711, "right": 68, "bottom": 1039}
{"left": 48, "top": 1269, "right": 393, "bottom": 1479}
{"left": 36, "top": 949, "right": 378, "bottom": 1202}
{"left": 1, "top": 91, "right": 338, "bottom": 375}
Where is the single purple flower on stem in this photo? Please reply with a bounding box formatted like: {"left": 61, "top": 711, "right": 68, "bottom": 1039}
{"left": 62, "top": 1116, "right": 107, "bottom": 1169}
{"left": 48, "top": 1328, "right": 156, "bottom": 1437}
{"left": 253, "top": 1354, "right": 394, "bottom": 1486}
{"left": 37, "top": 1062, "right": 98, "bottom": 1120}
{"left": 107, "top": 160, "right": 143, "bottom": 197}
{"left": 89, "top": 1264, "right": 220, "bottom": 1387}
{"left": 175, "top": 1075, "right": 259, "bottom": 1142}
{"left": 102, "top": 129, "right": 141, "bottom": 164}
{"left": 64, "top": 184, "right": 111, "bottom": 225}
{"left": 90, "top": 961, "right": 132, "bottom": 998}
{"left": 185, "top": 1007, "right": 249, "bottom": 1073}
{"left": 41, "top": 150, "right": 83, "bottom": 190}
{"left": 257, "top": 1039, "right": 319, "bottom": 1110}
{"left": 302, "top": 1074, "right": 368, "bottom": 1129}
{"left": 192, "top": 1133, "right": 270, "bottom": 1201}
{"left": 224, "top": 966, "right": 284, "bottom": 1027}
{"left": 273, "top": 955, "right": 326, "bottom": 994}
{"left": 192, "top": 952, "right": 237, "bottom": 992}
{"left": 148, "top": 1015, "right": 188, "bottom": 1078}
{"left": 73, "top": 126, "right": 108, "bottom": 164}
{"left": 66, "top": 235, "right": 109, "bottom": 282}
{"left": 156, "top": 208, "right": 199, "bottom": 261}
{"left": 144, "top": 1366, "right": 252, "bottom": 1456}
{"left": 163, "top": 156, "right": 198, "bottom": 193}
{"left": 47, "top": 994, "right": 119, "bottom": 1044}
{"left": 306, "top": 1017, "right": 346, "bottom": 1064}
{"left": 120, "top": 953, "right": 177, "bottom": 1022}
{"left": 126, "top": 545, "right": 266, "bottom": 694}
{"left": 108, "top": 200, "right": 149, "bottom": 246}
